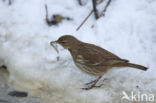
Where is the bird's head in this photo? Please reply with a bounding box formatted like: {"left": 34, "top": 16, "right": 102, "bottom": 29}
{"left": 50, "top": 35, "right": 79, "bottom": 49}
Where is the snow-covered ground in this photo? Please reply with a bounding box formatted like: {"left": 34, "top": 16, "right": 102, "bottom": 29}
{"left": 0, "top": 67, "right": 43, "bottom": 103}
{"left": 0, "top": 0, "right": 156, "bottom": 103}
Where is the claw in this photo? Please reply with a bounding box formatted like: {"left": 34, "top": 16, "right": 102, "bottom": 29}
{"left": 85, "top": 80, "right": 96, "bottom": 85}
{"left": 82, "top": 84, "right": 104, "bottom": 90}
{"left": 82, "top": 87, "right": 93, "bottom": 90}
{"left": 82, "top": 76, "right": 103, "bottom": 90}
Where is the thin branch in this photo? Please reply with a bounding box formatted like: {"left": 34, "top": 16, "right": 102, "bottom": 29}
{"left": 100, "top": 0, "right": 112, "bottom": 17}
{"left": 92, "top": 0, "right": 99, "bottom": 19}
{"left": 76, "top": 0, "right": 109, "bottom": 31}
{"left": 45, "top": 4, "right": 52, "bottom": 26}
{"left": 78, "top": 0, "right": 83, "bottom": 6}
{"left": 76, "top": 10, "right": 94, "bottom": 31}
{"left": 8, "top": 0, "right": 12, "bottom": 5}
{"left": 90, "top": 0, "right": 112, "bottom": 28}
{"left": 45, "top": 4, "right": 48, "bottom": 19}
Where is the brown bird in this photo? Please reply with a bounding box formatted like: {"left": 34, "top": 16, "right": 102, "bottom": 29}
{"left": 50, "top": 35, "right": 148, "bottom": 90}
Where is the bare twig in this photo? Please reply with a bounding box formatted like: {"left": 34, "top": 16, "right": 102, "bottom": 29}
{"left": 45, "top": 4, "right": 52, "bottom": 26}
{"left": 91, "top": 0, "right": 112, "bottom": 28}
{"left": 76, "top": 10, "right": 94, "bottom": 31}
{"left": 78, "top": 0, "right": 83, "bottom": 6}
{"left": 8, "top": 0, "right": 12, "bottom": 5}
{"left": 100, "top": 0, "right": 112, "bottom": 17}
{"left": 92, "top": 0, "right": 99, "bottom": 19}
{"left": 45, "top": 4, "right": 48, "bottom": 19}
{"left": 45, "top": 4, "right": 71, "bottom": 26}
{"left": 76, "top": 0, "right": 110, "bottom": 31}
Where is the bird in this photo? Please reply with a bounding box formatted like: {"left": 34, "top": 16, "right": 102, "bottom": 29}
{"left": 50, "top": 35, "right": 148, "bottom": 90}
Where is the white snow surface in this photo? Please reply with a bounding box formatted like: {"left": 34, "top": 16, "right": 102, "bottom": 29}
{"left": 0, "top": 0, "right": 156, "bottom": 103}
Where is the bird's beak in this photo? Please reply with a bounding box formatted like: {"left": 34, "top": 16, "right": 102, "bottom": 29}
{"left": 50, "top": 41, "right": 59, "bottom": 53}
{"left": 50, "top": 41, "right": 58, "bottom": 45}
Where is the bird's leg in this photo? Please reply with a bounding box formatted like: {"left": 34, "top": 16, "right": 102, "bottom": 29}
{"left": 82, "top": 76, "right": 102, "bottom": 90}
{"left": 85, "top": 79, "right": 97, "bottom": 85}
{"left": 85, "top": 78, "right": 108, "bottom": 86}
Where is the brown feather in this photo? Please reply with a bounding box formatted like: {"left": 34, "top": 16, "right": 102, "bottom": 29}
{"left": 55, "top": 35, "right": 148, "bottom": 76}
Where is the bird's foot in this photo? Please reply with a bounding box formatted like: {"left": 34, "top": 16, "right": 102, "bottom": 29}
{"left": 85, "top": 79, "right": 97, "bottom": 86}
{"left": 85, "top": 78, "right": 108, "bottom": 86}
{"left": 82, "top": 84, "right": 103, "bottom": 90}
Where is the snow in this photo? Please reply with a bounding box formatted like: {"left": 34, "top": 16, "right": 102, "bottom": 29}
{"left": 0, "top": 0, "right": 156, "bottom": 103}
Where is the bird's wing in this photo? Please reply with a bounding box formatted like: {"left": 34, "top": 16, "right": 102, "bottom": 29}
{"left": 79, "top": 43, "right": 128, "bottom": 66}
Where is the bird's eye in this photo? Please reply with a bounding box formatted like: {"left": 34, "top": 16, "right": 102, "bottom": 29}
{"left": 61, "top": 41, "right": 67, "bottom": 44}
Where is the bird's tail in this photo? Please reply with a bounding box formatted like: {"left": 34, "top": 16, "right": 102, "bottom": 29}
{"left": 115, "top": 63, "right": 148, "bottom": 71}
